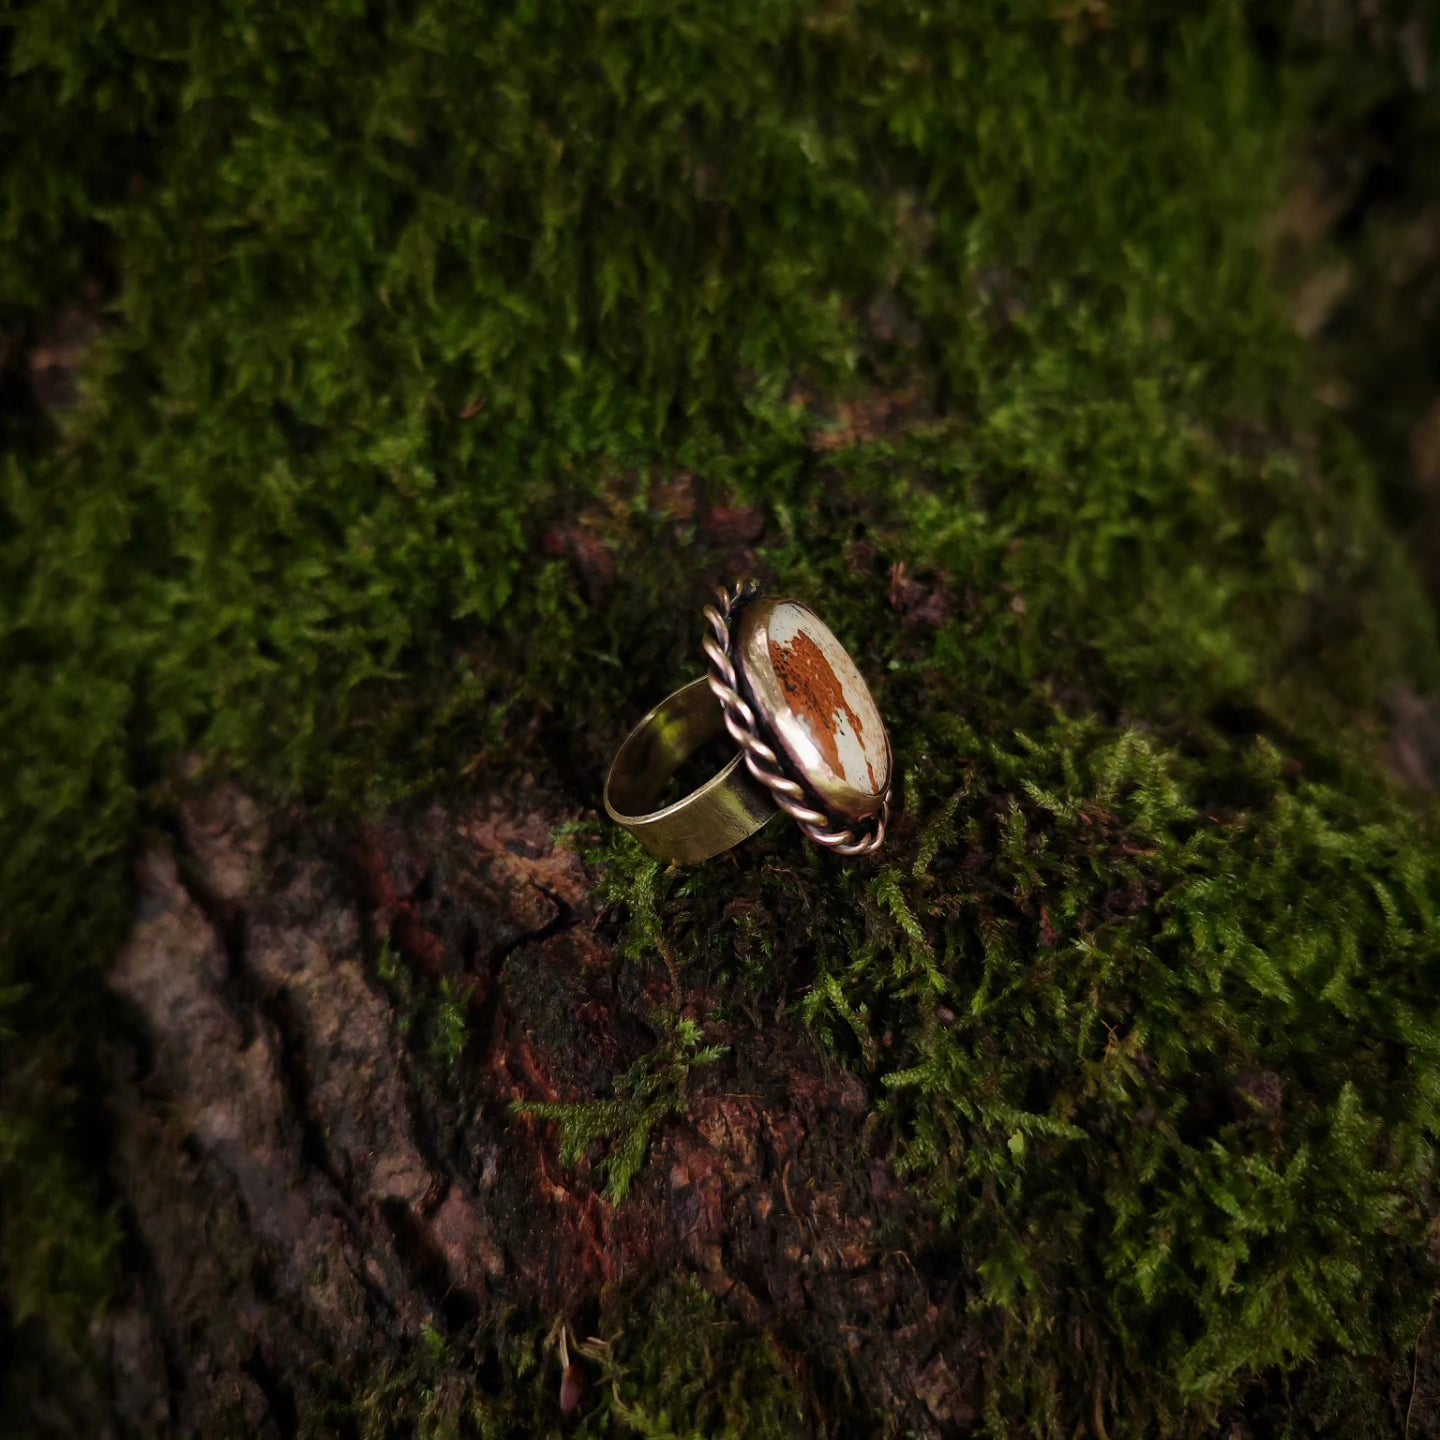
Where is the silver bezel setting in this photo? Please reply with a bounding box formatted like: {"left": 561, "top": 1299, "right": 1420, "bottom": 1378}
{"left": 702, "top": 581, "right": 891, "bottom": 856}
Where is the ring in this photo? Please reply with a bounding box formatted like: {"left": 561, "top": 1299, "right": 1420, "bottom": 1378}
{"left": 603, "top": 581, "right": 892, "bottom": 863}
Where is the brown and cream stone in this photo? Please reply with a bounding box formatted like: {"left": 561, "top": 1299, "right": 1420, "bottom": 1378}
{"left": 735, "top": 599, "right": 890, "bottom": 821}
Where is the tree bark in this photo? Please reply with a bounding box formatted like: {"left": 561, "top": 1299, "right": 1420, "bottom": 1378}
{"left": 99, "top": 782, "right": 984, "bottom": 1437}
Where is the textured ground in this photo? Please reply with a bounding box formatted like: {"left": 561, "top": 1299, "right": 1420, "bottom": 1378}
{"left": 4, "top": 2, "right": 1440, "bottom": 1437}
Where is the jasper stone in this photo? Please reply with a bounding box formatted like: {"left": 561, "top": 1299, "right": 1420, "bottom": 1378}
{"left": 734, "top": 599, "right": 890, "bottom": 821}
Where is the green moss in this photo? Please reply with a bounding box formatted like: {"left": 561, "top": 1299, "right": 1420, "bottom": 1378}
{"left": 575, "top": 1279, "right": 808, "bottom": 1440}
{"left": 842, "top": 724, "right": 1437, "bottom": 1423}
{"left": 514, "top": 1013, "right": 727, "bottom": 1202}
{"left": 0, "top": 1055, "right": 119, "bottom": 1342}
{"left": 316, "top": 1279, "right": 806, "bottom": 1440}
{"left": 3, "top": 0, "right": 1440, "bottom": 1434}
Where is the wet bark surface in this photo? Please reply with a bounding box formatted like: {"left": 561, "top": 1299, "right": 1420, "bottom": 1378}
{"left": 94, "top": 783, "right": 987, "bottom": 1438}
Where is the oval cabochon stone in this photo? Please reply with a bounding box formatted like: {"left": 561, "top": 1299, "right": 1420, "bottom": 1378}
{"left": 735, "top": 599, "right": 890, "bottom": 821}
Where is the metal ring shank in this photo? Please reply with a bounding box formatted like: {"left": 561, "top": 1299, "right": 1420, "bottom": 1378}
{"left": 604, "top": 677, "right": 777, "bottom": 864}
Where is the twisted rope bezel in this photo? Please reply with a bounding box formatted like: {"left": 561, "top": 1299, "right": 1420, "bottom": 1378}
{"left": 702, "top": 580, "right": 890, "bottom": 857}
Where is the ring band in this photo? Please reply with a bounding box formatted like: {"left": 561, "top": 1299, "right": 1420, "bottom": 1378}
{"left": 604, "top": 583, "right": 893, "bottom": 865}
{"left": 603, "top": 676, "right": 778, "bottom": 863}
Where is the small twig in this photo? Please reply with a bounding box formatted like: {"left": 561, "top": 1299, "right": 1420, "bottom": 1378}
{"left": 656, "top": 933, "right": 683, "bottom": 1003}
{"left": 1407, "top": 1304, "right": 1434, "bottom": 1440}
{"left": 781, "top": 1160, "right": 798, "bottom": 1219}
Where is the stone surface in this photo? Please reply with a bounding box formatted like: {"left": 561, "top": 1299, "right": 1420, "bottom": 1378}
{"left": 737, "top": 600, "right": 890, "bottom": 820}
